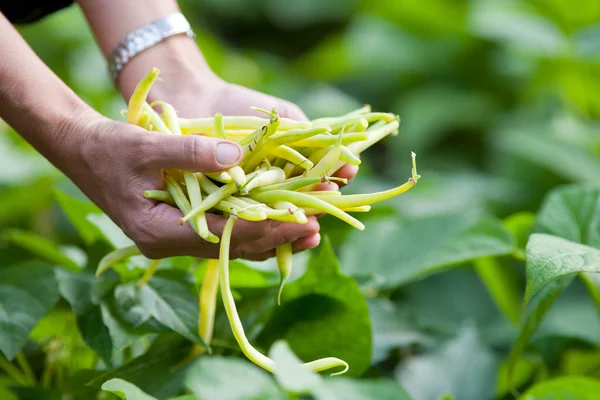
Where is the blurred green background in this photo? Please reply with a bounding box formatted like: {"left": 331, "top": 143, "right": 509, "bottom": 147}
{"left": 2, "top": 0, "right": 600, "bottom": 399}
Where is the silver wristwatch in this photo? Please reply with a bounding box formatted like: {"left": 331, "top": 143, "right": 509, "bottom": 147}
{"left": 107, "top": 12, "right": 197, "bottom": 84}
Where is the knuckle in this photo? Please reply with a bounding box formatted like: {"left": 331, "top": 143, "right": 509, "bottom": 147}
{"left": 230, "top": 244, "right": 253, "bottom": 260}
{"left": 136, "top": 134, "right": 162, "bottom": 169}
{"left": 185, "top": 135, "right": 199, "bottom": 169}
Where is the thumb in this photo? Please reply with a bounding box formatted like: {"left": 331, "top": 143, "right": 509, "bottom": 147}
{"left": 144, "top": 133, "right": 243, "bottom": 172}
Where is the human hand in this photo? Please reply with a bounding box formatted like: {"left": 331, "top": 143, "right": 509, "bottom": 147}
{"left": 153, "top": 76, "right": 360, "bottom": 189}
{"left": 61, "top": 114, "right": 321, "bottom": 261}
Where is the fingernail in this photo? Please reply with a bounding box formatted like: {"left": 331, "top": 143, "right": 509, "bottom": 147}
{"left": 216, "top": 142, "right": 241, "bottom": 166}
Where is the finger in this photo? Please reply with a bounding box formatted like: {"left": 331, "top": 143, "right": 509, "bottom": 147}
{"left": 230, "top": 217, "right": 319, "bottom": 258}
{"left": 140, "top": 132, "right": 243, "bottom": 172}
{"left": 149, "top": 203, "right": 280, "bottom": 245}
{"left": 143, "top": 203, "right": 319, "bottom": 256}
{"left": 242, "top": 233, "right": 322, "bottom": 261}
{"left": 311, "top": 181, "right": 339, "bottom": 192}
{"left": 277, "top": 101, "right": 308, "bottom": 121}
{"left": 334, "top": 164, "right": 359, "bottom": 188}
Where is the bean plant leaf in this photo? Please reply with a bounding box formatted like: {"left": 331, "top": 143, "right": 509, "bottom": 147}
{"left": 85, "top": 335, "right": 192, "bottom": 399}
{"left": 0, "top": 262, "right": 59, "bottom": 359}
{"left": 507, "top": 275, "right": 576, "bottom": 389}
{"left": 54, "top": 189, "right": 103, "bottom": 245}
{"left": 6, "top": 387, "right": 62, "bottom": 400}
{"left": 101, "top": 378, "right": 158, "bottom": 400}
{"left": 497, "top": 130, "right": 600, "bottom": 184}
{"left": 54, "top": 269, "right": 115, "bottom": 366}
{"left": 87, "top": 213, "right": 135, "bottom": 249}
{"left": 184, "top": 356, "right": 283, "bottom": 400}
{"left": 368, "top": 298, "right": 434, "bottom": 364}
{"left": 257, "top": 237, "right": 372, "bottom": 376}
{"left": 468, "top": 0, "right": 568, "bottom": 57}
{"left": 341, "top": 212, "right": 515, "bottom": 288}
{"left": 0, "top": 377, "right": 18, "bottom": 400}
{"left": 3, "top": 229, "right": 83, "bottom": 271}
{"left": 269, "top": 340, "right": 335, "bottom": 399}
{"left": 518, "top": 376, "right": 600, "bottom": 399}
{"left": 322, "top": 378, "right": 412, "bottom": 400}
{"left": 0, "top": 179, "right": 54, "bottom": 226}
{"left": 507, "top": 185, "right": 600, "bottom": 384}
{"left": 523, "top": 234, "right": 600, "bottom": 309}
{"left": 395, "top": 323, "right": 498, "bottom": 400}
{"left": 535, "top": 184, "right": 600, "bottom": 247}
{"left": 137, "top": 273, "right": 204, "bottom": 347}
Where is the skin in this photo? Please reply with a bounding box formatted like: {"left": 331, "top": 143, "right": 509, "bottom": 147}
{"left": 0, "top": 1, "right": 357, "bottom": 261}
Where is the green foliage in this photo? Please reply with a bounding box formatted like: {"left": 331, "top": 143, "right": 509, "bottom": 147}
{"left": 3, "top": 0, "right": 600, "bottom": 398}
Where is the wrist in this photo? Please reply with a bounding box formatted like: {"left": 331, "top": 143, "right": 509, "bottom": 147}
{"left": 118, "top": 35, "right": 222, "bottom": 110}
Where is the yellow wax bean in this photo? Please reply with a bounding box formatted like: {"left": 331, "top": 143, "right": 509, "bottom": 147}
{"left": 199, "top": 259, "right": 220, "bottom": 346}
{"left": 218, "top": 216, "right": 349, "bottom": 376}
{"left": 128, "top": 67, "right": 160, "bottom": 125}
{"left": 275, "top": 243, "right": 292, "bottom": 305}
{"left": 249, "top": 190, "right": 364, "bottom": 230}
{"left": 289, "top": 132, "right": 368, "bottom": 148}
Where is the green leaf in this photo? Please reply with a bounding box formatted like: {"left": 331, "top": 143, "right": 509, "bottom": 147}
{"left": 3, "top": 229, "right": 82, "bottom": 271}
{"left": 257, "top": 237, "right": 372, "bottom": 376}
{"left": 137, "top": 273, "right": 205, "bottom": 347}
{"left": 468, "top": 0, "right": 568, "bottom": 57}
{"left": 322, "top": 378, "right": 412, "bottom": 400}
{"left": 195, "top": 259, "right": 275, "bottom": 289}
{"left": 6, "top": 387, "right": 61, "bottom": 400}
{"left": 28, "top": 308, "right": 97, "bottom": 371}
{"left": 101, "top": 378, "right": 158, "bottom": 400}
{"left": 87, "top": 213, "right": 135, "bottom": 249}
{"left": 54, "top": 269, "right": 114, "bottom": 366}
{"left": 498, "top": 132, "right": 600, "bottom": 183}
{"left": 0, "top": 377, "right": 18, "bottom": 400}
{"left": 518, "top": 376, "right": 600, "bottom": 399}
{"left": 398, "top": 268, "right": 505, "bottom": 337}
{"left": 524, "top": 234, "right": 600, "bottom": 309}
{"left": 0, "top": 262, "right": 59, "bottom": 359}
{"left": 507, "top": 275, "right": 575, "bottom": 390}
{"left": 506, "top": 184, "right": 600, "bottom": 382}
{"left": 100, "top": 303, "right": 138, "bottom": 359}
{"left": 496, "top": 357, "right": 538, "bottom": 397}
{"left": 341, "top": 212, "right": 515, "bottom": 288}
{"left": 0, "top": 179, "right": 54, "bottom": 226}
{"left": 535, "top": 184, "right": 600, "bottom": 247}
{"left": 368, "top": 298, "right": 434, "bottom": 364}
{"left": 54, "top": 189, "right": 103, "bottom": 245}
{"left": 395, "top": 323, "right": 498, "bottom": 400}
{"left": 184, "top": 356, "right": 283, "bottom": 400}
{"left": 474, "top": 256, "right": 522, "bottom": 325}
{"left": 503, "top": 211, "right": 536, "bottom": 255}
{"left": 85, "top": 335, "right": 192, "bottom": 399}
{"left": 269, "top": 341, "right": 333, "bottom": 398}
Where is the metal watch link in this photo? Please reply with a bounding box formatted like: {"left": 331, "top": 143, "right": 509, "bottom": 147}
{"left": 107, "top": 12, "right": 196, "bottom": 85}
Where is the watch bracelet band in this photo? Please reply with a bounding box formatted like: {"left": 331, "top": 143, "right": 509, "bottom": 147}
{"left": 107, "top": 12, "right": 197, "bottom": 85}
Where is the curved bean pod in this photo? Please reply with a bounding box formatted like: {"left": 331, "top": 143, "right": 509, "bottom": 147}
{"left": 127, "top": 67, "right": 160, "bottom": 125}
{"left": 275, "top": 243, "right": 292, "bottom": 305}
{"left": 249, "top": 190, "right": 364, "bottom": 230}
{"left": 218, "top": 215, "right": 349, "bottom": 376}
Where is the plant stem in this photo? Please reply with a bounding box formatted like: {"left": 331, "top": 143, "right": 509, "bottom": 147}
{"left": 0, "top": 355, "right": 29, "bottom": 386}
{"left": 16, "top": 352, "right": 36, "bottom": 385}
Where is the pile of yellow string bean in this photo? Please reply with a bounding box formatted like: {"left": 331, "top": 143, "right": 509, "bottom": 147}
{"left": 96, "top": 67, "right": 420, "bottom": 376}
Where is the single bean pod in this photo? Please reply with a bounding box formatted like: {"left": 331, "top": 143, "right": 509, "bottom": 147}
{"left": 275, "top": 242, "right": 292, "bottom": 306}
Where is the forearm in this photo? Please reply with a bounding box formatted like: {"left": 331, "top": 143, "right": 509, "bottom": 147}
{"left": 0, "top": 12, "right": 98, "bottom": 172}
{"left": 76, "top": 0, "right": 217, "bottom": 104}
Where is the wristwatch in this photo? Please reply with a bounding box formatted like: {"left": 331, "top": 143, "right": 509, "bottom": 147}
{"left": 107, "top": 12, "right": 197, "bottom": 85}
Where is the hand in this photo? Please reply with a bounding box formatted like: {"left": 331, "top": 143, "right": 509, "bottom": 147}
{"left": 156, "top": 76, "right": 360, "bottom": 189}
{"left": 62, "top": 113, "right": 321, "bottom": 261}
